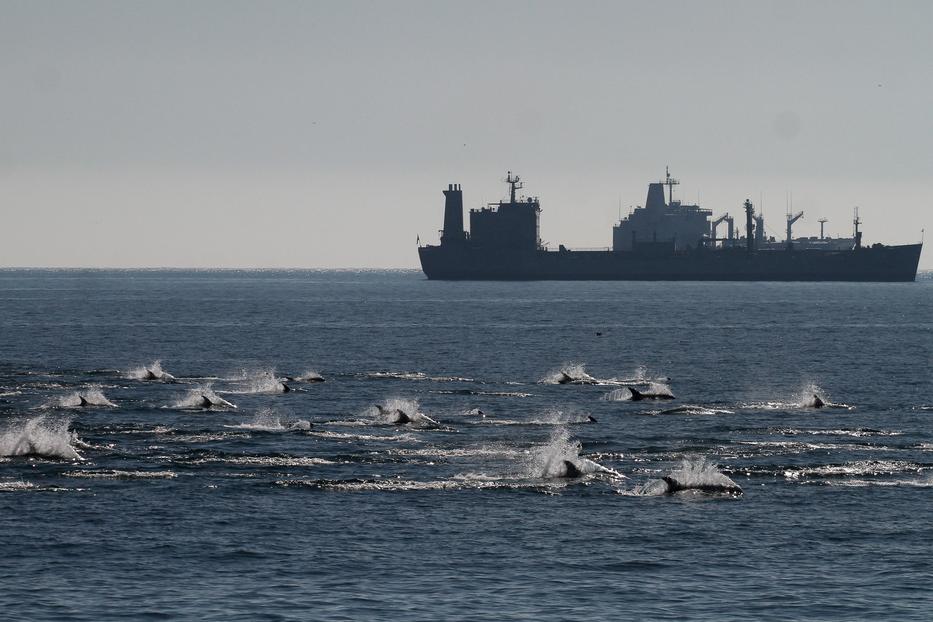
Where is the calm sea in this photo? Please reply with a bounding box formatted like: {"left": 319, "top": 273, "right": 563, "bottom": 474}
{"left": 1, "top": 269, "right": 931, "bottom": 621}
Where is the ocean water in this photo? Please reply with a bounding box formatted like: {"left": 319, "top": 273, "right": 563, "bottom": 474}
{"left": 1, "top": 269, "right": 931, "bottom": 621}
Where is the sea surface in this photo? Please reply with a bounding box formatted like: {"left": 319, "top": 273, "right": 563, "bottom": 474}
{"left": 1, "top": 269, "right": 931, "bottom": 621}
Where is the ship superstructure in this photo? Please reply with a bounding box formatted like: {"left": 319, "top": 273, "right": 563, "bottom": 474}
{"left": 418, "top": 170, "right": 922, "bottom": 281}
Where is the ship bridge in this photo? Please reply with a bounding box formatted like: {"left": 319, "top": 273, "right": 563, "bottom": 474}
{"left": 467, "top": 172, "right": 542, "bottom": 251}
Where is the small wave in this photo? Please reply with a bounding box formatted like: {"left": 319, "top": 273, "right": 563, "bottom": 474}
{"left": 274, "top": 476, "right": 544, "bottom": 493}
{"left": 64, "top": 470, "right": 177, "bottom": 479}
{"left": 224, "top": 409, "right": 311, "bottom": 432}
{"left": 392, "top": 445, "right": 525, "bottom": 459}
{"left": 366, "top": 371, "right": 474, "bottom": 382}
{"left": 632, "top": 457, "right": 742, "bottom": 496}
{"left": 430, "top": 389, "right": 532, "bottom": 398}
{"left": 0, "top": 480, "right": 37, "bottom": 491}
{"left": 823, "top": 475, "right": 933, "bottom": 488}
{"left": 527, "top": 409, "right": 597, "bottom": 425}
{"left": 773, "top": 427, "right": 901, "bottom": 438}
{"left": 0, "top": 390, "right": 22, "bottom": 398}
{"left": 180, "top": 455, "right": 336, "bottom": 467}
{"left": 782, "top": 460, "right": 923, "bottom": 480}
{"left": 655, "top": 405, "right": 734, "bottom": 416}
{"left": 310, "top": 430, "right": 423, "bottom": 443}
{"left": 0, "top": 416, "right": 84, "bottom": 461}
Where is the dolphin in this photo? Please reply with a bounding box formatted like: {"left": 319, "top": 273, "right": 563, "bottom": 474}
{"left": 375, "top": 404, "right": 412, "bottom": 424}
{"left": 387, "top": 409, "right": 411, "bottom": 424}
{"left": 143, "top": 369, "right": 159, "bottom": 380}
{"left": 553, "top": 459, "right": 583, "bottom": 478}
{"left": 809, "top": 394, "right": 825, "bottom": 409}
{"left": 556, "top": 372, "right": 597, "bottom": 385}
{"left": 198, "top": 394, "right": 236, "bottom": 409}
{"left": 467, "top": 408, "right": 486, "bottom": 417}
{"left": 279, "top": 382, "right": 291, "bottom": 393}
{"left": 285, "top": 373, "right": 325, "bottom": 383}
{"left": 77, "top": 395, "right": 89, "bottom": 407}
{"left": 628, "top": 387, "right": 675, "bottom": 401}
{"left": 659, "top": 475, "right": 743, "bottom": 495}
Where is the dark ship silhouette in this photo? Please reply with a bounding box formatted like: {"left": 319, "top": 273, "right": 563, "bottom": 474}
{"left": 418, "top": 170, "right": 922, "bottom": 281}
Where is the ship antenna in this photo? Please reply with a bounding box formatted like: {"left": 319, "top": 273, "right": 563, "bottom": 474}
{"left": 505, "top": 170, "right": 523, "bottom": 203}
{"left": 662, "top": 166, "right": 679, "bottom": 205}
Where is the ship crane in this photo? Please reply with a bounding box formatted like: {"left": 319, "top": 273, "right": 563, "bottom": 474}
{"left": 786, "top": 211, "right": 804, "bottom": 248}
{"left": 711, "top": 214, "right": 729, "bottom": 247}
{"left": 724, "top": 216, "right": 735, "bottom": 246}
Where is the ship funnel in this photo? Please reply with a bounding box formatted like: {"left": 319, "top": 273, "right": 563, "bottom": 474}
{"left": 441, "top": 183, "right": 466, "bottom": 245}
{"left": 646, "top": 183, "right": 667, "bottom": 210}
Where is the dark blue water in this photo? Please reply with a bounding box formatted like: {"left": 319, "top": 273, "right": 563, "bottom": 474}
{"left": 1, "top": 269, "right": 931, "bottom": 621}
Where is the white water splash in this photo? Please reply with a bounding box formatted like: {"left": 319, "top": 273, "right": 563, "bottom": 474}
{"left": 0, "top": 416, "right": 84, "bottom": 461}
{"left": 634, "top": 456, "right": 741, "bottom": 496}
{"left": 227, "top": 369, "right": 290, "bottom": 394}
{"left": 523, "top": 427, "right": 621, "bottom": 479}
{"left": 128, "top": 360, "right": 175, "bottom": 381}
{"left": 539, "top": 363, "right": 598, "bottom": 385}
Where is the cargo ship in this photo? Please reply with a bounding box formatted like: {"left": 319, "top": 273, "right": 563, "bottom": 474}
{"left": 417, "top": 170, "right": 922, "bottom": 281}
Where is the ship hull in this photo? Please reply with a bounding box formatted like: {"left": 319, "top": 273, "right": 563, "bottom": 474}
{"left": 418, "top": 244, "right": 923, "bottom": 282}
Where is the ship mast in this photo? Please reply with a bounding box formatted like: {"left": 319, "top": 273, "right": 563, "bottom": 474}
{"left": 663, "top": 166, "right": 680, "bottom": 205}
{"left": 505, "top": 171, "right": 523, "bottom": 204}
{"left": 744, "top": 199, "right": 755, "bottom": 253}
{"left": 853, "top": 207, "right": 862, "bottom": 249}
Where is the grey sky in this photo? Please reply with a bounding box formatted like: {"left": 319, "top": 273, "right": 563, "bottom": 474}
{"left": 1, "top": 0, "right": 930, "bottom": 268}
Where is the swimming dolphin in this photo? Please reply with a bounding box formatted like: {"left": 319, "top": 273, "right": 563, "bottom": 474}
{"left": 556, "top": 372, "right": 597, "bottom": 385}
{"left": 659, "top": 475, "right": 743, "bottom": 495}
{"left": 809, "top": 394, "right": 825, "bottom": 408}
{"left": 198, "top": 394, "right": 236, "bottom": 409}
{"left": 77, "top": 395, "right": 89, "bottom": 407}
{"left": 467, "top": 408, "right": 486, "bottom": 417}
{"left": 285, "top": 373, "right": 325, "bottom": 383}
{"left": 554, "top": 459, "right": 583, "bottom": 478}
{"left": 279, "top": 382, "right": 291, "bottom": 393}
{"left": 142, "top": 367, "right": 175, "bottom": 382}
{"left": 628, "top": 387, "right": 674, "bottom": 401}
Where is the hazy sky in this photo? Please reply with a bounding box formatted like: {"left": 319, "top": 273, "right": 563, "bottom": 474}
{"left": 1, "top": 0, "right": 930, "bottom": 268}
